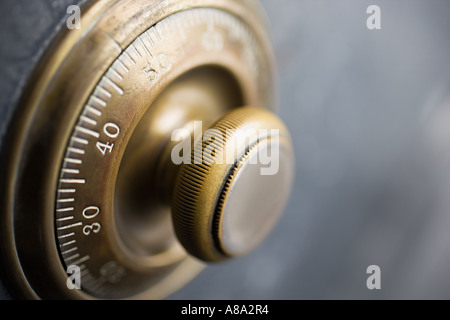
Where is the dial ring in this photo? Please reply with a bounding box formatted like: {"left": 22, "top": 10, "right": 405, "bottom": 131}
{"left": 55, "top": 8, "right": 271, "bottom": 299}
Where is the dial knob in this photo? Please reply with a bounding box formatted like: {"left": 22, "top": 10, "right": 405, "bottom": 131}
{"left": 172, "top": 107, "right": 294, "bottom": 262}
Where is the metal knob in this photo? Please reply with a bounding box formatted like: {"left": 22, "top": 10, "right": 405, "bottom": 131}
{"left": 172, "top": 107, "right": 294, "bottom": 262}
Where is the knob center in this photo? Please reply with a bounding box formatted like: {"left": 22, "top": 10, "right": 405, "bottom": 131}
{"left": 215, "top": 137, "right": 294, "bottom": 257}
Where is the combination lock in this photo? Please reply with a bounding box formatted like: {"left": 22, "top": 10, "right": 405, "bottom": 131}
{"left": 0, "top": 0, "right": 294, "bottom": 299}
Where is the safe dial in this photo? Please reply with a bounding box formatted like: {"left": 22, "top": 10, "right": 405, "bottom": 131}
{"left": 1, "top": 0, "right": 294, "bottom": 299}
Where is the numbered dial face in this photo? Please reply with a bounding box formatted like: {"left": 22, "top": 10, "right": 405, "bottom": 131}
{"left": 54, "top": 7, "right": 273, "bottom": 299}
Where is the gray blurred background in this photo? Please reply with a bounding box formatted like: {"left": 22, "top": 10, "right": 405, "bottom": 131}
{"left": 171, "top": 0, "right": 450, "bottom": 299}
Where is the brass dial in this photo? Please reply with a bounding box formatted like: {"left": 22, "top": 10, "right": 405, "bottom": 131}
{"left": 172, "top": 107, "right": 294, "bottom": 262}
{"left": 0, "top": 0, "right": 291, "bottom": 300}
